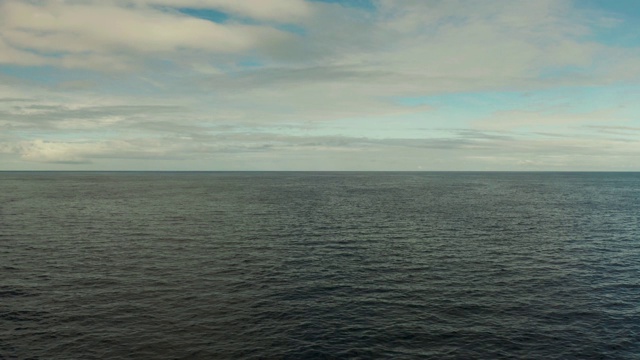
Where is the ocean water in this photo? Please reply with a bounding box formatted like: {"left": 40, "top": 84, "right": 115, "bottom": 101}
{"left": 1, "top": 172, "right": 639, "bottom": 359}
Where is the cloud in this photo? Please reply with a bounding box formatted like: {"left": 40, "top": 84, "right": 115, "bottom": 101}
{"left": 0, "top": 36, "right": 48, "bottom": 67}
{"left": 1, "top": 0, "right": 640, "bottom": 170}
{"left": 9, "top": 137, "right": 196, "bottom": 164}
{"left": 2, "top": 120, "right": 639, "bottom": 170}
{"left": 0, "top": 0, "right": 295, "bottom": 71}
{"left": 473, "top": 108, "right": 625, "bottom": 131}
{"left": 171, "top": 0, "right": 640, "bottom": 127}
{"left": 137, "top": 0, "right": 313, "bottom": 22}
{"left": 0, "top": 103, "right": 187, "bottom": 130}
{"left": 2, "top": 0, "right": 637, "bottom": 89}
{"left": 584, "top": 125, "right": 640, "bottom": 135}
{"left": 0, "top": 97, "right": 35, "bottom": 103}
{"left": 13, "top": 139, "right": 99, "bottom": 164}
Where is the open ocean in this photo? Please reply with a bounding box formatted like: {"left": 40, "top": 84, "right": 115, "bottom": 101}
{"left": 1, "top": 172, "right": 639, "bottom": 359}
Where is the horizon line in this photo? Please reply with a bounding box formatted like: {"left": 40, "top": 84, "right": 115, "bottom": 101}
{"left": 1, "top": 170, "right": 639, "bottom": 173}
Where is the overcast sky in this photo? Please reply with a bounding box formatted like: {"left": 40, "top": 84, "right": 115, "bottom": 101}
{"left": 1, "top": 0, "right": 639, "bottom": 170}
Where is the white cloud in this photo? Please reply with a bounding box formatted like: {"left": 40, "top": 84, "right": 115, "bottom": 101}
{"left": 0, "top": 36, "right": 48, "bottom": 67}
{"left": 322, "top": 0, "right": 604, "bottom": 88}
{"left": 135, "top": 0, "right": 313, "bottom": 22}
{"left": 15, "top": 139, "right": 103, "bottom": 163}
{"left": 1, "top": 0, "right": 635, "bottom": 86}
{"left": 12, "top": 137, "right": 191, "bottom": 164}
{"left": 473, "top": 108, "right": 626, "bottom": 131}
{"left": 1, "top": 0, "right": 640, "bottom": 170}
{"left": 0, "top": 0, "right": 293, "bottom": 70}
{"left": 5, "top": 128, "right": 639, "bottom": 170}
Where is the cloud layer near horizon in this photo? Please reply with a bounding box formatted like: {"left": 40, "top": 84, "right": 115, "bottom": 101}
{"left": 1, "top": 0, "right": 639, "bottom": 170}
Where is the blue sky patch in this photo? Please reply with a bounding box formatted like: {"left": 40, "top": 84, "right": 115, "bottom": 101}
{"left": 177, "top": 8, "right": 230, "bottom": 23}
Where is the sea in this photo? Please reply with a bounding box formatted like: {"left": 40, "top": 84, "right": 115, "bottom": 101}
{"left": 1, "top": 172, "right": 639, "bottom": 359}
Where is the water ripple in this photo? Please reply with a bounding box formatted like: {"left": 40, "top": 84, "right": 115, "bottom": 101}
{"left": 1, "top": 172, "right": 639, "bottom": 359}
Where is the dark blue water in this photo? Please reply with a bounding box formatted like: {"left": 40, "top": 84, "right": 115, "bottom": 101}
{"left": 1, "top": 172, "right": 639, "bottom": 359}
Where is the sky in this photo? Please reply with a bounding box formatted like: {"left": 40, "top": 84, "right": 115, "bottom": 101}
{"left": 1, "top": 0, "right": 639, "bottom": 171}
